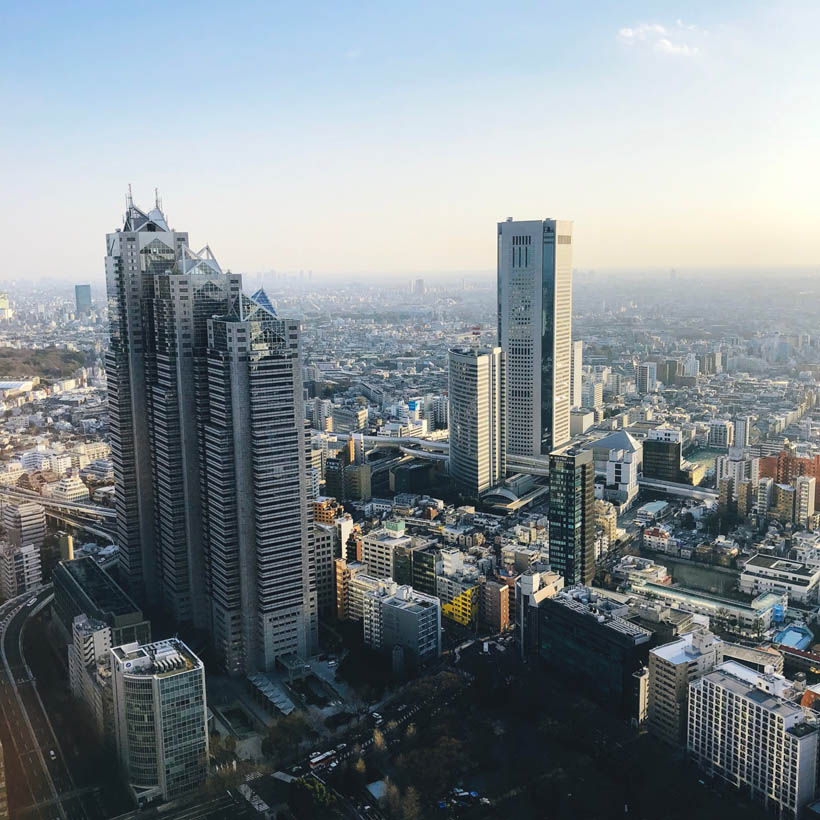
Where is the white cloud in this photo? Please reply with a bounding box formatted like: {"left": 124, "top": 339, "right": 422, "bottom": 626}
{"left": 344, "top": 48, "right": 361, "bottom": 60}
{"left": 618, "top": 20, "right": 702, "bottom": 57}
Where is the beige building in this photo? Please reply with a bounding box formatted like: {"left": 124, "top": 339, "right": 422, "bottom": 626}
{"left": 647, "top": 629, "right": 721, "bottom": 746}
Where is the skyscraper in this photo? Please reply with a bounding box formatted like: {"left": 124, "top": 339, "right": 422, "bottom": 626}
{"left": 105, "top": 193, "right": 316, "bottom": 672}
{"left": 497, "top": 218, "right": 573, "bottom": 457}
{"left": 75, "top": 284, "right": 92, "bottom": 316}
{"left": 548, "top": 446, "right": 594, "bottom": 586}
{"left": 570, "top": 340, "right": 583, "bottom": 409}
{"left": 203, "top": 301, "right": 317, "bottom": 672}
{"left": 448, "top": 346, "right": 506, "bottom": 495}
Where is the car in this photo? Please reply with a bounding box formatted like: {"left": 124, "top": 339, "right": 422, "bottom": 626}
{"left": 335, "top": 743, "right": 347, "bottom": 752}
{"left": 48, "top": 750, "right": 56, "bottom": 760}
{"left": 371, "top": 712, "right": 383, "bottom": 724}
{"left": 327, "top": 660, "right": 337, "bottom": 667}
{"left": 26, "top": 598, "right": 37, "bottom": 607}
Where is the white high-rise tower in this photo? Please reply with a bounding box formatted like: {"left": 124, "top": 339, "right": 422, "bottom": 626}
{"left": 497, "top": 218, "right": 573, "bottom": 456}
{"left": 448, "top": 346, "right": 506, "bottom": 495}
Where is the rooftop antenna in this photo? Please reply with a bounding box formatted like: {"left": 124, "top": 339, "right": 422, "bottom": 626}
{"left": 154, "top": 187, "right": 162, "bottom": 213}
{"left": 126, "top": 183, "right": 134, "bottom": 210}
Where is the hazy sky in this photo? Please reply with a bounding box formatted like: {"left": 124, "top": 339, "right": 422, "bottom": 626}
{"left": 2, "top": 0, "right": 818, "bottom": 280}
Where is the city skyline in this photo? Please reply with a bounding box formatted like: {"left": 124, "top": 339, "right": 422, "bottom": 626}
{"left": 3, "top": 1, "right": 820, "bottom": 281}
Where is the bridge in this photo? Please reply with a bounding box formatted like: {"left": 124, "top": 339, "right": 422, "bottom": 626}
{"left": 0, "top": 484, "right": 116, "bottom": 522}
{"left": 637, "top": 477, "right": 718, "bottom": 501}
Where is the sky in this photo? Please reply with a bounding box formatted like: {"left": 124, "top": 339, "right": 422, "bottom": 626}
{"left": 1, "top": 0, "right": 819, "bottom": 280}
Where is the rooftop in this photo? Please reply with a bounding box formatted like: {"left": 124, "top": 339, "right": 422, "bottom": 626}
{"left": 112, "top": 638, "right": 200, "bottom": 678}
{"left": 59, "top": 556, "right": 141, "bottom": 617}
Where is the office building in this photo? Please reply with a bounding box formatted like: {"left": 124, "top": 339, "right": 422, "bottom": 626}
{"left": 448, "top": 345, "right": 506, "bottom": 495}
{"left": 647, "top": 629, "right": 721, "bottom": 746}
{"left": 3, "top": 501, "right": 46, "bottom": 550}
{"left": 106, "top": 195, "right": 316, "bottom": 673}
{"left": 361, "top": 520, "right": 412, "bottom": 580}
{"left": 53, "top": 557, "right": 151, "bottom": 647}
{"left": 202, "top": 305, "right": 317, "bottom": 673}
{"left": 111, "top": 639, "right": 208, "bottom": 805}
{"left": 497, "top": 218, "right": 573, "bottom": 457}
{"left": 392, "top": 541, "right": 440, "bottom": 597}
{"left": 515, "top": 568, "right": 564, "bottom": 658}
{"left": 536, "top": 587, "right": 652, "bottom": 713}
{"left": 331, "top": 406, "right": 368, "bottom": 433}
{"left": 549, "top": 446, "right": 594, "bottom": 586}
{"left": 75, "top": 284, "right": 92, "bottom": 316}
{"left": 362, "top": 584, "right": 440, "bottom": 661}
{"left": 735, "top": 415, "right": 753, "bottom": 448}
{"left": 105, "top": 194, "right": 229, "bottom": 618}
{"left": 642, "top": 427, "right": 703, "bottom": 485}
{"left": 636, "top": 362, "right": 657, "bottom": 394}
{"left": 570, "top": 340, "right": 583, "bottom": 409}
{"left": 314, "top": 524, "right": 336, "bottom": 616}
{"left": 68, "top": 615, "right": 114, "bottom": 739}
{"left": 688, "top": 662, "right": 819, "bottom": 818}
{"left": 0, "top": 542, "right": 41, "bottom": 599}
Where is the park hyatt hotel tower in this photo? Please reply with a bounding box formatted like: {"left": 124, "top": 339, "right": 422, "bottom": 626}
{"left": 105, "top": 193, "right": 317, "bottom": 673}
{"left": 497, "top": 218, "right": 573, "bottom": 458}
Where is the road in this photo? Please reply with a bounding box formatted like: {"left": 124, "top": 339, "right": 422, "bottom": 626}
{"left": 0, "top": 586, "right": 103, "bottom": 820}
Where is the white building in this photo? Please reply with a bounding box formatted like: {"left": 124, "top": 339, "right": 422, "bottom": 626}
{"left": 735, "top": 415, "right": 754, "bottom": 448}
{"left": 688, "top": 661, "right": 819, "bottom": 818}
{"left": 740, "top": 554, "right": 820, "bottom": 605}
{"left": 49, "top": 475, "right": 91, "bottom": 503}
{"left": 795, "top": 476, "right": 816, "bottom": 527}
{"left": 111, "top": 639, "right": 208, "bottom": 805}
{"left": 0, "top": 542, "right": 41, "bottom": 599}
{"left": 497, "top": 218, "right": 573, "bottom": 457}
{"left": 361, "top": 520, "right": 411, "bottom": 580}
{"left": 581, "top": 380, "right": 603, "bottom": 410}
{"left": 314, "top": 524, "right": 336, "bottom": 616}
{"left": 570, "top": 340, "right": 583, "bottom": 409}
{"left": 2, "top": 502, "right": 46, "bottom": 549}
{"left": 448, "top": 346, "right": 506, "bottom": 495}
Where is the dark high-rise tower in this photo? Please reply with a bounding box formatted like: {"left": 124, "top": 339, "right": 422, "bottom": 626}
{"left": 548, "top": 446, "right": 594, "bottom": 586}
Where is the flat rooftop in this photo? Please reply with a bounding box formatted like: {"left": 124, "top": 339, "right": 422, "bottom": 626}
{"left": 113, "top": 638, "right": 200, "bottom": 677}
{"left": 744, "top": 554, "right": 817, "bottom": 578}
{"left": 60, "top": 556, "right": 141, "bottom": 616}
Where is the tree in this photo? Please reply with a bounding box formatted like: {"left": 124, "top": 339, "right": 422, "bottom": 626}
{"left": 402, "top": 786, "right": 422, "bottom": 820}
{"left": 289, "top": 777, "right": 335, "bottom": 819}
{"left": 373, "top": 727, "right": 386, "bottom": 751}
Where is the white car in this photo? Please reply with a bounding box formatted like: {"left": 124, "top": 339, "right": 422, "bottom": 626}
{"left": 48, "top": 750, "right": 56, "bottom": 761}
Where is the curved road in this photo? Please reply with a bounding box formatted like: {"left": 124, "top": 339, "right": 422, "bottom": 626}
{"left": 0, "top": 587, "right": 102, "bottom": 820}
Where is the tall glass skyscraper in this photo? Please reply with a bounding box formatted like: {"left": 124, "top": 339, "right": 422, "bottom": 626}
{"left": 105, "top": 194, "right": 316, "bottom": 671}
{"left": 497, "top": 218, "right": 573, "bottom": 457}
{"left": 548, "top": 446, "right": 594, "bottom": 587}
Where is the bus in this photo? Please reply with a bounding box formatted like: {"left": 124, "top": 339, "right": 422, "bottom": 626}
{"left": 310, "top": 751, "right": 336, "bottom": 769}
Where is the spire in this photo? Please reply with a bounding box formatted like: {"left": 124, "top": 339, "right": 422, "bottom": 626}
{"left": 154, "top": 187, "right": 162, "bottom": 212}
{"left": 126, "top": 183, "right": 134, "bottom": 210}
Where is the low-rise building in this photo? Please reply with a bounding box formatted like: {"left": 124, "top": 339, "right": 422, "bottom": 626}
{"left": 740, "top": 554, "right": 820, "bottom": 605}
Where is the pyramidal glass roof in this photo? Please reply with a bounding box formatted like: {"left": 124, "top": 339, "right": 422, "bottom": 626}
{"left": 250, "top": 287, "right": 277, "bottom": 316}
